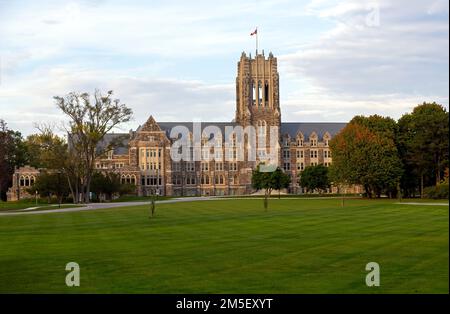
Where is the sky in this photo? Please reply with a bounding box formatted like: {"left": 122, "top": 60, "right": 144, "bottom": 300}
{"left": 0, "top": 0, "right": 448, "bottom": 135}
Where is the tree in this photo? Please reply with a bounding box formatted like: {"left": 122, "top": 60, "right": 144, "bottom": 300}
{"left": 252, "top": 165, "right": 291, "bottom": 210}
{"left": 54, "top": 90, "right": 133, "bottom": 203}
{"left": 24, "top": 124, "right": 68, "bottom": 170}
{"left": 273, "top": 167, "right": 291, "bottom": 199}
{"left": 24, "top": 124, "right": 85, "bottom": 204}
{"left": 397, "top": 102, "right": 449, "bottom": 197}
{"left": 329, "top": 117, "right": 403, "bottom": 198}
{"left": 299, "top": 164, "right": 330, "bottom": 193}
{"left": 90, "top": 171, "right": 133, "bottom": 201}
{"left": 28, "top": 171, "right": 70, "bottom": 206}
{"left": 0, "top": 120, "right": 28, "bottom": 201}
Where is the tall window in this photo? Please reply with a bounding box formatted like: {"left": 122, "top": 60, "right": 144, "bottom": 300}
{"left": 257, "top": 120, "right": 266, "bottom": 138}
{"left": 201, "top": 175, "right": 210, "bottom": 185}
{"left": 258, "top": 81, "right": 262, "bottom": 106}
{"left": 252, "top": 81, "right": 256, "bottom": 106}
{"left": 186, "top": 162, "right": 195, "bottom": 172}
{"left": 215, "top": 162, "right": 223, "bottom": 171}
{"left": 264, "top": 82, "right": 269, "bottom": 106}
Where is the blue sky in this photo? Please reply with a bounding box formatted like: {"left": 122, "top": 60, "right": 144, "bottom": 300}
{"left": 0, "top": 0, "right": 448, "bottom": 135}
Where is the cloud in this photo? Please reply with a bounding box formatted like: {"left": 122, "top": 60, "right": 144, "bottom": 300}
{"left": 0, "top": 64, "right": 235, "bottom": 135}
{"left": 277, "top": 0, "right": 449, "bottom": 121}
{"left": 0, "top": 0, "right": 448, "bottom": 135}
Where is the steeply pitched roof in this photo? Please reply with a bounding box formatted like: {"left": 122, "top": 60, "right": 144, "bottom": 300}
{"left": 96, "top": 133, "right": 130, "bottom": 155}
{"left": 280, "top": 122, "right": 346, "bottom": 140}
{"left": 153, "top": 121, "right": 346, "bottom": 141}
{"left": 157, "top": 122, "right": 238, "bottom": 139}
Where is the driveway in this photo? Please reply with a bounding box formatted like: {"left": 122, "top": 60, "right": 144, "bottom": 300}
{"left": 0, "top": 196, "right": 221, "bottom": 216}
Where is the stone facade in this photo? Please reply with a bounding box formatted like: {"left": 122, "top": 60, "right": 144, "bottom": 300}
{"left": 7, "top": 166, "right": 40, "bottom": 201}
{"left": 7, "top": 51, "right": 363, "bottom": 201}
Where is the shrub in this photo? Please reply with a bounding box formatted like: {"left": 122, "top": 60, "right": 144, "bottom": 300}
{"left": 423, "top": 184, "right": 449, "bottom": 199}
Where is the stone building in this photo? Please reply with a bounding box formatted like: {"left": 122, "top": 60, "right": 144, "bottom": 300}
{"left": 7, "top": 51, "right": 362, "bottom": 200}
{"left": 6, "top": 166, "right": 40, "bottom": 201}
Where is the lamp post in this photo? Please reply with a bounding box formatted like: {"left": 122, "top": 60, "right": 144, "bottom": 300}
{"left": 35, "top": 190, "right": 38, "bottom": 206}
{"left": 16, "top": 170, "right": 20, "bottom": 201}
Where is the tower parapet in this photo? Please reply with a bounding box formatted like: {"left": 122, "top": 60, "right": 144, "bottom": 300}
{"left": 235, "top": 51, "right": 280, "bottom": 127}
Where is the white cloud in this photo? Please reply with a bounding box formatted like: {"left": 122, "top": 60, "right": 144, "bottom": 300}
{"left": 278, "top": 0, "right": 449, "bottom": 121}
{"left": 0, "top": 0, "right": 448, "bottom": 135}
{"left": 0, "top": 64, "right": 235, "bottom": 135}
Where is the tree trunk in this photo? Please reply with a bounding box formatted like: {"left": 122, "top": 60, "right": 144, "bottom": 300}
{"left": 85, "top": 175, "right": 92, "bottom": 203}
{"left": 65, "top": 173, "right": 75, "bottom": 204}
{"left": 420, "top": 174, "right": 424, "bottom": 199}
{"left": 436, "top": 155, "right": 441, "bottom": 186}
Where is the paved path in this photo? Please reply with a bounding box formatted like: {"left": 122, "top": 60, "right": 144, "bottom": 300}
{"left": 2, "top": 197, "right": 446, "bottom": 217}
{"left": 394, "top": 202, "right": 449, "bottom": 206}
{"left": 0, "top": 196, "right": 222, "bottom": 216}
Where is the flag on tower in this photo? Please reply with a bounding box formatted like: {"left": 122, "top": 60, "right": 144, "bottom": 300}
{"left": 250, "top": 28, "right": 257, "bottom": 36}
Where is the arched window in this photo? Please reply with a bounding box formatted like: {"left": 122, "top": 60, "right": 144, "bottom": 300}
{"left": 257, "top": 120, "right": 266, "bottom": 135}
{"left": 173, "top": 175, "right": 181, "bottom": 185}
{"left": 252, "top": 81, "right": 256, "bottom": 106}
{"left": 25, "top": 176, "right": 30, "bottom": 187}
{"left": 258, "top": 81, "right": 262, "bottom": 106}
{"left": 264, "top": 81, "right": 269, "bottom": 106}
{"left": 201, "top": 175, "right": 210, "bottom": 185}
{"left": 186, "top": 176, "right": 196, "bottom": 185}
{"left": 19, "top": 176, "right": 25, "bottom": 187}
{"left": 30, "top": 176, "right": 35, "bottom": 186}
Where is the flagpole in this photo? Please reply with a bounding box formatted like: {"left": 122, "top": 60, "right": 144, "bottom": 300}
{"left": 256, "top": 27, "right": 258, "bottom": 54}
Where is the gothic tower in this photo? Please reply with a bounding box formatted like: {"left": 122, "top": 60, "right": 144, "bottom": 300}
{"left": 235, "top": 51, "right": 281, "bottom": 169}
{"left": 235, "top": 51, "right": 281, "bottom": 127}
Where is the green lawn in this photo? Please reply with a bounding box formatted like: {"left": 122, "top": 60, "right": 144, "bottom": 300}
{"left": 0, "top": 198, "right": 447, "bottom": 293}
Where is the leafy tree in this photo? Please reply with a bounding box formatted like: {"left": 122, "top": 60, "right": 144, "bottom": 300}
{"left": 28, "top": 171, "right": 70, "bottom": 205}
{"left": 90, "top": 171, "right": 135, "bottom": 201}
{"left": 299, "top": 164, "right": 330, "bottom": 193}
{"left": 54, "top": 90, "right": 133, "bottom": 203}
{"left": 0, "top": 120, "right": 28, "bottom": 201}
{"left": 329, "top": 118, "right": 403, "bottom": 198}
{"left": 24, "top": 125, "right": 68, "bottom": 170}
{"left": 252, "top": 165, "right": 291, "bottom": 209}
{"left": 397, "top": 102, "right": 449, "bottom": 197}
{"left": 273, "top": 167, "right": 291, "bottom": 199}
{"left": 24, "top": 125, "right": 85, "bottom": 204}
